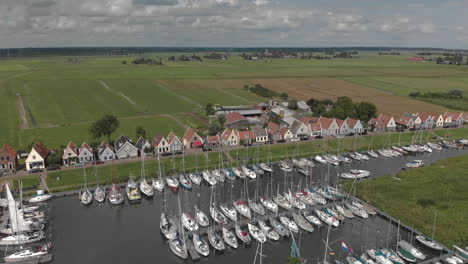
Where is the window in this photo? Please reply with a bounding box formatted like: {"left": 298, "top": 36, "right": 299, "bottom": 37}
{"left": 7, "top": 157, "right": 10, "bottom": 161}
{"left": 0, "top": 157, "right": 3, "bottom": 161}
{"left": 33, "top": 155, "right": 36, "bottom": 159}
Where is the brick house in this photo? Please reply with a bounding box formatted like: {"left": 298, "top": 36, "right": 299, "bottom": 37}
{"left": 0, "top": 144, "right": 17, "bottom": 174}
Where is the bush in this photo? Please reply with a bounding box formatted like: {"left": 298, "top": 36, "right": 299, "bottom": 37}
{"left": 416, "top": 199, "right": 435, "bottom": 208}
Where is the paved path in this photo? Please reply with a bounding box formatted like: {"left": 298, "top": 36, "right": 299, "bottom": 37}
{"left": 98, "top": 80, "right": 146, "bottom": 112}
{"left": 16, "top": 94, "right": 29, "bottom": 130}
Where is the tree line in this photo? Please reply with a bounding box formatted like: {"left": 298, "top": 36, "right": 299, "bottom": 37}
{"left": 306, "top": 96, "right": 377, "bottom": 122}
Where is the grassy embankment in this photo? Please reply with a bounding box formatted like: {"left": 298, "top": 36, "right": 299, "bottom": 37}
{"left": 343, "top": 154, "right": 468, "bottom": 246}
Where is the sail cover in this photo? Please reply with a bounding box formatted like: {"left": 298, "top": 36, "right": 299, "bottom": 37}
{"left": 6, "top": 184, "right": 30, "bottom": 233}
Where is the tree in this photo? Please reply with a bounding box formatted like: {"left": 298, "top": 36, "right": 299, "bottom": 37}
{"left": 46, "top": 151, "right": 62, "bottom": 166}
{"left": 332, "top": 96, "right": 356, "bottom": 119}
{"left": 205, "top": 103, "right": 215, "bottom": 116}
{"left": 356, "top": 102, "right": 377, "bottom": 122}
{"left": 280, "top": 92, "right": 289, "bottom": 100}
{"left": 89, "top": 115, "right": 120, "bottom": 143}
{"left": 122, "top": 61, "right": 127, "bottom": 64}
{"left": 306, "top": 98, "right": 318, "bottom": 107}
{"left": 449, "top": 88, "right": 463, "bottom": 98}
{"left": 217, "top": 114, "right": 226, "bottom": 126}
{"left": 287, "top": 99, "right": 298, "bottom": 110}
{"left": 208, "top": 120, "right": 223, "bottom": 136}
{"left": 436, "top": 57, "right": 443, "bottom": 64}
{"left": 136, "top": 126, "right": 146, "bottom": 139}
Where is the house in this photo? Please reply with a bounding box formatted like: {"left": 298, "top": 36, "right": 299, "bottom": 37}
{"left": 152, "top": 135, "right": 170, "bottom": 155}
{"left": 368, "top": 114, "right": 396, "bottom": 132}
{"left": 309, "top": 122, "right": 323, "bottom": 137}
{"left": 225, "top": 112, "right": 249, "bottom": 129}
{"left": 318, "top": 117, "right": 339, "bottom": 136}
{"left": 279, "top": 127, "right": 294, "bottom": 141}
{"left": 78, "top": 142, "right": 94, "bottom": 164}
{"left": 239, "top": 130, "right": 255, "bottom": 145}
{"left": 346, "top": 118, "right": 364, "bottom": 134}
{"left": 416, "top": 113, "right": 434, "bottom": 130}
{"left": 442, "top": 113, "right": 453, "bottom": 128}
{"left": 0, "top": 144, "right": 17, "bottom": 174}
{"left": 98, "top": 142, "right": 116, "bottom": 162}
{"left": 135, "top": 137, "right": 152, "bottom": 156}
{"left": 205, "top": 135, "right": 221, "bottom": 150}
{"left": 289, "top": 120, "right": 310, "bottom": 138}
{"left": 114, "top": 136, "right": 138, "bottom": 159}
{"left": 444, "top": 112, "right": 464, "bottom": 127}
{"left": 336, "top": 118, "right": 351, "bottom": 136}
{"left": 266, "top": 122, "right": 281, "bottom": 142}
{"left": 396, "top": 116, "right": 414, "bottom": 130}
{"left": 62, "top": 142, "right": 79, "bottom": 166}
{"left": 253, "top": 128, "right": 269, "bottom": 144}
{"left": 220, "top": 129, "right": 239, "bottom": 146}
{"left": 25, "top": 142, "right": 48, "bottom": 171}
{"left": 166, "top": 131, "right": 183, "bottom": 154}
{"left": 430, "top": 113, "right": 444, "bottom": 128}
{"left": 182, "top": 127, "right": 203, "bottom": 149}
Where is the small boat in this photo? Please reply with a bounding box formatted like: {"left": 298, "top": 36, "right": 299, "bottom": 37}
{"left": 258, "top": 220, "right": 279, "bottom": 241}
{"left": 207, "top": 228, "right": 225, "bottom": 251}
{"left": 452, "top": 256, "right": 464, "bottom": 264}
{"left": 381, "top": 249, "right": 405, "bottom": 264}
{"left": 415, "top": 235, "right": 443, "bottom": 251}
{"left": 28, "top": 190, "right": 54, "bottom": 203}
{"left": 169, "top": 236, "right": 188, "bottom": 260}
{"left": 242, "top": 166, "right": 256, "bottom": 179}
{"left": 248, "top": 199, "right": 265, "bottom": 216}
{"left": 374, "top": 251, "right": 393, "bottom": 264}
{"left": 166, "top": 176, "right": 179, "bottom": 192}
{"left": 188, "top": 172, "right": 202, "bottom": 185}
{"left": 108, "top": 184, "right": 124, "bottom": 205}
{"left": 336, "top": 205, "right": 354, "bottom": 219}
{"left": 378, "top": 149, "right": 393, "bottom": 158}
{"left": 323, "top": 208, "right": 344, "bottom": 221}
{"left": 194, "top": 207, "right": 210, "bottom": 227}
{"left": 259, "top": 163, "right": 273, "bottom": 172}
{"left": 405, "top": 160, "right": 424, "bottom": 168}
{"left": 233, "top": 167, "right": 246, "bottom": 179}
{"left": 297, "top": 167, "right": 310, "bottom": 176}
{"left": 220, "top": 203, "right": 238, "bottom": 222}
{"left": 314, "top": 155, "right": 327, "bottom": 164}
{"left": 356, "top": 152, "right": 370, "bottom": 161}
{"left": 222, "top": 168, "right": 236, "bottom": 181}
{"left": 301, "top": 158, "right": 315, "bottom": 167}
{"left": 367, "top": 249, "right": 377, "bottom": 260}
{"left": 398, "top": 240, "right": 426, "bottom": 260}
{"left": 347, "top": 256, "right": 361, "bottom": 264}
{"left": 269, "top": 217, "right": 289, "bottom": 237}
{"left": 279, "top": 216, "right": 299, "bottom": 234}
{"left": 210, "top": 204, "right": 227, "bottom": 225}
{"left": 295, "top": 191, "right": 315, "bottom": 205}
{"left": 126, "top": 178, "right": 142, "bottom": 203}
{"left": 260, "top": 197, "right": 278, "bottom": 213}
{"left": 94, "top": 186, "right": 106, "bottom": 203}
{"left": 285, "top": 192, "right": 306, "bottom": 210}
{"left": 279, "top": 161, "right": 293, "bottom": 172}
{"left": 361, "top": 254, "right": 376, "bottom": 264}
{"left": 80, "top": 189, "right": 93, "bottom": 205}
{"left": 302, "top": 210, "right": 322, "bottom": 226}
{"left": 152, "top": 177, "right": 165, "bottom": 192}
{"left": 4, "top": 242, "right": 51, "bottom": 263}
{"left": 306, "top": 189, "right": 326, "bottom": 205}
{"left": 202, "top": 170, "right": 217, "bottom": 186}
{"left": 211, "top": 169, "right": 225, "bottom": 183}
{"left": 181, "top": 212, "right": 198, "bottom": 232}
{"left": 139, "top": 179, "right": 154, "bottom": 197}
{"left": 234, "top": 224, "right": 251, "bottom": 245}
{"left": 345, "top": 203, "right": 368, "bottom": 218}
{"left": 222, "top": 227, "right": 238, "bottom": 249}
{"left": 274, "top": 194, "right": 292, "bottom": 211}
{"left": 315, "top": 209, "right": 339, "bottom": 227}
{"left": 397, "top": 246, "right": 417, "bottom": 262}
{"left": 349, "top": 152, "right": 361, "bottom": 161}
{"left": 291, "top": 159, "right": 304, "bottom": 167}
{"left": 293, "top": 213, "right": 314, "bottom": 233}
{"left": 453, "top": 245, "right": 468, "bottom": 259}
{"left": 178, "top": 174, "right": 192, "bottom": 190}
{"left": 338, "top": 156, "right": 352, "bottom": 164}
{"left": 192, "top": 234, "right": 210, "bottom": 257}
{"left": 160, "top": 213, "right": 177, "bottom": 240}
{"left": 367, "top": 150, "right": 378, "bottom": 158}
{"left": 0, "top": 232, "right": 46, "bottom": 246}
{"left": 233, "top": 200, "right": 251, "bottom": 219}
{"left": 247, "top": 223, "right": 267, "bottom": 243}
{"left": 324, "top": 155, "right": 339, "bottom": 166}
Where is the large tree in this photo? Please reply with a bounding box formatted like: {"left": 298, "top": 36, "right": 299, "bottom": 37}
{"left": 355, "top": 102, "right": 377, "bottom": 122}
{"left": 136, "top": 126, "right": 146, "bottom": 139}
{"left": 89, "top": 115, "right": 120, "bottom": 143}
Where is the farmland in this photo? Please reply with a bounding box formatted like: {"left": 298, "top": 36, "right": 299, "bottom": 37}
{"left": 0, "top": 53, "right": 467, "bottom": 150}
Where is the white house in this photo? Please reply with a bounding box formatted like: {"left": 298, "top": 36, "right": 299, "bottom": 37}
{"left": 337, "top": 119, "right": 351, "bottom": 135}
{"left": 221, "top": 129, "right": 239, "bottom": 146}
{"left": 289, "top": 120, "right": 310, "bottom": 138}
{"left": 114, "top": 136, "right": 138, "bottom": 159}
{"left": 346, "top": 118, "right": 364, "bottom": 134}
{"left": 78, "top": 142, "right": 94, "bottom": 163}
{"left": 319, "top": 117, "right": 339, "bottom": 136}
{"left": 280, "top": 127, "right": 294, "bottom": 141}
{"left": 431, "top": 113, "right": 444, "bottom": 128}
{"left": 98, "top": 142, "right": 116, "bottom": 162}
{"left": 152, "top": 135, "right": 170, "bottom": 154}
{"left": 253, "top": 128, "right": 269, "bottom": 144}
{"left": 62, "top": 142, "right": 78, "bottom": 166}
{"left": 26, "top": 143, "right": 48, "bottom": 171}
{"left": 166, "top": 132, "right": 183, "bottom": 154}
{"left": 309, "top": 122, "right": 323, "bottom": 137}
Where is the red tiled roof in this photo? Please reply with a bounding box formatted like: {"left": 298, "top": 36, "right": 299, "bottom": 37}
{"left": 33, "top": 142, "right": 48, "bottom": 159}
{"left": 309, "top": 122, "right": 322, "bottom": 131}
{"left": 335, "top": 118, "right": 344, "bottom": 127}
{"left": 66, "top": 142, "right": 78, "bottom": 156}
{"left": 267, "top": 122, "right": 280, "bottom": 135}
{"left": 397, "top": 116, "right": 413, "bottom": 126}
{"left": 221, "top": 129, "right": 238, "bottom": 141}
{"left": 238, "top": 130, "right": 254, "bottom": 140}
{"left": 445, "top": 112, "right": 463, "bottom": 120}
{"left": 225, "top": 112, "right": 247, "bottom": 124}
{"left": 166, "top": 131, "right": 178, "bottom": 145}
{"left": 182, "top": 127, "right": 198, "bottom": 142}
{"left": 207, "top": 135, "right": 220, "bottom": 143}
{"left": 80, "top": 142, "right": 93, "bottom": 153}
{"left": 1, "top": 144, "right": 16, "bottom": 158}
{"left": 279, "top": 127, "right": 290, "bottom": 137}
{"left": 318, "top": 116, "right": 333, "bottom": 129}
{"left": 152, "top": 135, "right": 164, "bottom": 147}
{"left": 417, "top": 112, "right": 433, "bottom": 122}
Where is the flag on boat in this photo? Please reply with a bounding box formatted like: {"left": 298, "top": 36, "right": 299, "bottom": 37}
{"left": 341, "top": 241, "right": 353, "bottom": 253}
{"left": 329, "top": 251, "right": 335, "bottom": 255}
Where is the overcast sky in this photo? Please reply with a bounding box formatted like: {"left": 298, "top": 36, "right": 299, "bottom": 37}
{"left": 0, "top": 0, "right": 467, "bottom": 49}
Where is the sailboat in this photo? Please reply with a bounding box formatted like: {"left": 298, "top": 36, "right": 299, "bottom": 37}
{"left": 415, "top": 211, "right": 444, "bottom": 251}
{"left": 3, "top": 242, "right": 51, "bottom": 263}
{"left": 397, "top": 240, "right": 425, "bottom": 260}
{"left": 108, "top": 161, "right": 124, "bottom": 205}
{"left": 220, "top": 203, "right": 238, "bottom": 222}
{"left": 28, "top": 175, "right": 54, "bottom": 203}
{"left": 247, "top": 223, "right": 266, "bottom": 243}
{"left": 169, "top": 195, "right": 188, "bottom": 260}
{"left": 160, "top": 185, "right": 176, "bottom": 240}
{"left": 194, "top": 206, "right": 209, "bottom": 228}
{"left": 302, "top": 210, "right": 322, "bottom": 226}
{"left": 80, "top": 166, "right": 92, "bottom": 205}
{"left": 192, "top": 234, "right": 210, "bottom": 257}
{"left": 258, "top": 220, "right": 279, "bottom": 241}
{"left": 126, "top": 177, "right": 141, "bottom": 203}
{"left": 207, "top": 228, "right": 225, "bottom": 252}
{"left": 279, "top": 216, "right": 299, "bottom": 234}
{"left": 166, "top": 175, "right": 179, "bottom": 192}
{"left": 152, "top": 154, "right": 165, "bottom": 192}
{"left": 248, "top": 179, "right": 265, "bottom": 216}
{"left": 179, "top": 150, "right": 192, "bottom": 190}
{"left": 269, "top": 217, "right": 289, "bottom": 237}
{"left": 202, "top": 170, "right": 217, "bottom": 186}
{"left": 234, "top": 224, "right": 251, "bottom": 245}
{"left": 293, "top": 213, "right": 314, "bottom": 233}
{"left": 139, "top": 155, "right": 154, "bottom": 197}
{"left": 222, "top": 227, "right": 238, "bottom": 249}
{"left": 209, "top": 186, "right": 227, "bottom": 225}
{"left": 93, "top": 164, "right": 105, "bottom": 203}
{"left": 181, "top": 212, "right": 198, "bottom": 232}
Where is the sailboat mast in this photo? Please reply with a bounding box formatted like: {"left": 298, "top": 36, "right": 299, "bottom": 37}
{"left": 431, "top": 210, "right": 437, "bottom": 240}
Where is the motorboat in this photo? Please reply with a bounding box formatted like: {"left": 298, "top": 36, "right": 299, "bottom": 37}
{"left": 234, "top": 224, "right": 251, "bottom": 245}
{"left": 0, "top": 232, "right": 46, "bottom": 246}
{"left": 260, "top": 197, "right": 278, "bottom": 213}
{"left": 194, "top": 207, "right": 210, "bottom": 227}
{"left": 453, "top": 245, "right": 468, "bottom": 259}
{"left": 302, "top": 210, "right": 322, "bottom": 226}
{"left": 207, "top": 228, "right": 225, "bottom": 252}
{"left": 274, "top": 194, "right": 292, "bottom": 211}
{"left": 242, "top": 166, "right": 256, "bottom": 179}
{"left": 192, "top": 234, "right": 210, "bottom": 257}
{"left": 345, "top": 203, "right": 368, "bottom": 218}
{"left": 219, "top": 203, "right": 238, "bottom": 222}
{"left": 94, "top": 186, "right": 106, "bottom": 203}
{"left": 222, "top": 227, "right": 238, "bottom": 249}
{"left": 160, "top": 213, "right": 177, "bottom": 240}
{"left": 152, "top": 177, "right": 165, "bottom": 192}
{"left": 181, "top": 212, "right": 198, "bottom": 232}
{"left": 258, "top": 220, "right": 279, "bottom": 241}
{"left": 269, "top": 217, "right": 289, "bottom": 237}
{"left": 169, "top": 236, "right": 188, "bottom": 260}
{"left": 398, "top": 240, "right": 426, "bottom": 260}
{"left": 202, "top": 170, "right": 217, "bottom": 186}
{"left": 108, "top": 184, "right": 124, "bottom": 205}
{"left": 188, "top": 172, "right": 202, "bottom": 185}
{"left": 80, "top": 189, "right": 93, "bottom": 205}
{"left": 323, "top": 155, "right": 339, "bottom": 166}
{"left": 247, "top": 223, "right": 267, "bottom": 243}
{"left": 233, "top": 200, "right": 251, "bottom": 219}
{"left": 210, "top": 204, "right": 227, "bottom": 225}
{"left": 233, "top": 167, "right": 246, "bottom": 179}
{"left": 178, "top": 174, "right": 192, "bottom": 190}
{"left": 3, "top": 243, "right": 51, "bottom": 263}
{"left": 28, "top": 190, "right": 53, "bottom": 203}
{"left": 279, "top": 216, "right": 299, "bottom": 234}
{"left": 279, "top": 161, "right": 293, "bottom": 172}
{"left": 367, "top": 150, "right": 378, "bottom": 158}
{"left": 259, "top": 163, "right": 273, "bottom": 172}
{"left": 315, "top": 209, "right": 339, "bottom": 227}
{"left": 336, "top": 205, "right": 354, "bottom": 219}
{"left": 314, "top": 155, "right": 327, "bottom": 164}
{"left": 397, "top": 246, "right": 417, "bottom": 263}
{"left": 248, "top": 199, "right": 265, "bottom": 216}
{"left": 126, "top": 179, "right": 141, "bottom": 203}
{"left": 405, "top": 160, "right": 424, "bottom": 168}
{"left": 139, "top": 179, "right": 154, "bottom": 197}
{"left": 292, "top": 213, "right": 314, "bottom": 233}
{"left": 166, "top": 176, "right": 179, "bottom": 192}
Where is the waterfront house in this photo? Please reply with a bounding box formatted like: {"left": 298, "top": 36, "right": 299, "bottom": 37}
{"left": 289, "top": 120, "right": 310, "bottom": 138}
{"left": 442, "top": 113, "right": 453, "bottom": 127}
{"left": 114, "top": 136, "right": 138, "bottom": 159}
{"left": 0, "top": 144, "right": 17, "bottom": 174}
{"left": 368, "top": 114, "right": 396, "bottom": 132}
{"left": 182, "top": 127, "right": 203, "bottom": 149}
{"left": 98, "top": 142, "right": 116, "bottom": 161}
{"left": 253, "top": 128, "right": 269, "bottom": 144}
{"left": 266, "top": 122, "right": 281, "bottom": 142}
{"left": 396, "top": 116, "right": 414, "bottom": 130}
{"left": 225, "top": 112, "right": 249, "bottom": 129}
{"left": 336, "top": 118, "right": 352, "bottom": 136}
{"left": 205, "top": 135, "right": 221, "bottom": 150}
{"left": 318, "top": 117, "right": 339, "bottom": 136}
{"left": 152, "top": 135, "right": 170, "bottom": 155}
{"left": 135, "top": 137, "right": 152, "bottom": 156}
{"left": 309, "top": 122, "right": 323, "bottom": 137}
{"left": 416, "top": 113, "right": 435, "bottom": 130}
{"left": 444, "top": 112, "right": 464, "bottom": 127}
{"left": 62, "top": 142, "right": 79, "bottom": 166}
{"left": 430, "top": 113, "right": 444, "bottom": 128}
{"left": 346, "top": 118, "right": 364, "bottom": 134}
{"left": 221, "top": 128, "right": 239, "bottom": 146}
{"left": 279, "top": 127, "right": 294, "bottom": 141}
{"left": 166, "top": 131, "right": 183, "bottom": 154}
{"left": 78, "top": 142, "right": 94, "bottom": 163}
{"left": 26, "top": 142, "right": 48, "bottom": 171}
{"left": 239, "top": 130, "right": 255, "bottom": 145}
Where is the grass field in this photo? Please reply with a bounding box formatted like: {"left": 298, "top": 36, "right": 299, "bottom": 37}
{"left": 0, "top": 53, "right": 467, "bottom": 151}
{"left": 343, "top": 154, "right": 468, "bottom": 246}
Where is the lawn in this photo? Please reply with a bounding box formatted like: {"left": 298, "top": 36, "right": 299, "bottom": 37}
{"left": 343, "top": 154, "right": 468, "bottom": 246}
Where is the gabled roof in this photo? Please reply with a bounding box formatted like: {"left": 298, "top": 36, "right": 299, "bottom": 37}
{"left": 253, "top": 128, "right": 268, "bottom": 137}
{"left": 378, "top": 114, "right": 394, "bottom": 125}
{"left": 225, "top": 112, "right": 247, "bottom": 124}
{"left": 444, "top": 112, "right": 463, "bottom": 120}
{"left": 65, "top": 142, "right": 78, "bottom": 156}
{"left": 207, "top": 135, "right": 220, "bottom": 143}
{"left": 302, "top": 116, "right": 319, "bottom": 124}
{"left": 318, "top": 116, "right": 334, "bottom": 129}
{"left": 346, "top": 118, "right": 359, "bottom": 128}
{"left": 114, "top": 136, "right": 133, "bottom": 150}
{"left": 152, "top": 135, "right": 165, "bottom": 147}
{"left": 335, "top": 118, "right": 344, "bottom": 128}
{"left": 166, "top": 131, "right": 180, "bottom": 145}
{"left": 220, "top": 128, "right": 238, "bottom": 141}
{"left": 417, "top": 112, "right": 433, "bottom": 122}
{"left": 182, "top": 127, "right": 198, "bottom": 142}
{"left": 98, "top": 141, "right": 114, "bottom": 156}
{"left": 238, "top": 130, "right": 254, "bottom": 140}
{"left": 309, "top": 122, "right": 322, "bottom": 132}
{"left": 0, "top": 144, "right": 16, "bottom": 158}
{"left": 396, "top": 116, "right": 413, "bottom": 126}
{"left": 135, "top": 137, "right": 149, "bottom": 149}
{"left": 289, "top": 120, "right": 306, "bottom": 134}
{"left": 32, "top": 142, "right": 48, "bottom": 159}
{"left": 266, "top": 122, "right": 280, "bottom": 135}
{"left": 79, "top": 142, "right": 93, "bottom": 153}
{"left": 279, "top": 127, "right": 291, "bottom": 137}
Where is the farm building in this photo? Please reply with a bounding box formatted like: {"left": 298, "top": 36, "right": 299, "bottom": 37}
{"left": 114, "top": 136, "right": 138, "bottom": 159}
{"left": 225, "top": 112, "right": 249, "bottom": 129}
{"left": 78, "top": 143, "right": 94, "bottom": 163}
{"left": 0, "top": 144, "right": 17, "bottom": 174}
{"left": 62, "top": 142, "right": 79, "bottom": 166}
{"left": 26, "top": 142, "right": 49, "bottom": 171}
{"left": 98, "top": 142, "right": 116, "bottom": 161}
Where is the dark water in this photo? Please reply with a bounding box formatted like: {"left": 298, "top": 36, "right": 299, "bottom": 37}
{"left": 42, "top": 148, "right": 467, "bottom": 263}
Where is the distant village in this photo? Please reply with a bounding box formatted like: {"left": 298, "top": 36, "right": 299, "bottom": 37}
{"left": 0, "top": 99, "right": 466, "bottom": 175}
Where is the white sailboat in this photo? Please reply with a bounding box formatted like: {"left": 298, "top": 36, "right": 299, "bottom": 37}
{"left": 93, "top": 165, "right": 105, "bottom": 203}
{"left": 222, "top": 227, "right": 238, "bottom": 249}
{"left": 80, "top": 166, "right": 92, "bottom": 205}
{"left": 258, "top": 220, "right": 280, "bottom": 241}
{"left": 4, "top": 242, "right": 51, "bottom": 263}
{"left": 192, "top": 234, "right": 210, "bottom": 257}
{"left": 169, "top": 195, "right": 188, "bottom": 260}
{"left": 247, "top": 223, "right": 266, "bottom": 243}
{"left": 160, "top": 186, "right": 177, "bottom": 240}
{"left": 279, "top": 216, "right": 299, "bottom": 234}
{"left": 139, "top": 155, "right": 154, "bottom": 197}
{"left": 28, "top": 176, "right": 53, "bottom": 204}
{"left": 152, "top": 154, "right": 165, "bottom": 192}
{"left": 194, "top": 206, "right": 209, "bottom": 228}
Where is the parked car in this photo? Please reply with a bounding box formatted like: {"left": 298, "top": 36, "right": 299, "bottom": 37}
{"left": 75, "top": 163, "right": 85, "bottom": 167}
{"left": 290, "top": 138, "right": 300, "bottom": 142}
{"left": 46, "top": 166, "right": 61, "bottom": 171}
{"left": 29, "top": 168, "right": 43, "bottom": 174}
{"left": 91, "top": 160, "right": 104, "bottom": 165}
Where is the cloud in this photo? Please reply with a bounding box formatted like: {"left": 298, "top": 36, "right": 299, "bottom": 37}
{"left": 379, "top": 16, "right": 435, "bottom": 34}
{"left": 132, "top": 0, "right": 178, "bottom": 6}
